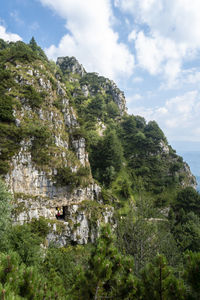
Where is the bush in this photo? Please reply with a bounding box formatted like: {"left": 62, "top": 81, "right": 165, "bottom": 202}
{"left": 29, "top": 217, "right": 50, "bottom": 238}
{"left": 24, "top": 122, "right": 53, "bottom": 166}
{"left": 0, "top": 41, "right": 37, "bottom": 64}
{"left": 22, "top": 85, "right": 45, "bottom": 109}
{"left": 55, "top": 166, "right": 90, "bottom": 189}
{"left": 0, "top": 95, "right": 15, "bottom": 122}
{"left": 0, "top": 123, "right": 22, "bottom": 175}
{"left": 55, "top": 167, "right": 76, "bottom": 187}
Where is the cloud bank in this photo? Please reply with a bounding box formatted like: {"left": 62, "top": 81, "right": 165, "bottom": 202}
{"left": 129, "top": 91, "right": 200, "bottom": 142}
{"left": 115, "top": 0, "right": 200, "bottom": 82}
{"left": 40, "top": 0, "right": 134, "bottom": 81}
{"left": 0, "top": 25, "right": 22, "bottom": 42}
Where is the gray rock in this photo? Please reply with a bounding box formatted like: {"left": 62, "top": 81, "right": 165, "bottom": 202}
{"left": 57, "top": 56, "right": 86, "bottom": 77}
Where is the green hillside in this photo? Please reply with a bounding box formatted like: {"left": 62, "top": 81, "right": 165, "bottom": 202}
{"left": 0, "top": 39, "right": 200, "bottom": 299}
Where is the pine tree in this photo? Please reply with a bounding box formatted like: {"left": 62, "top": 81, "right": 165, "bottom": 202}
{"left": 29, "top": 37, "right": 38, "bottom": 52}
{"left": 29, "top": 37, "right": 47, "bottom": 60}
{"left": 0, "top": 251, "right": 66, "bottom": 299}
{"left": 139, "top": 254, "right": 186, "bottom": 300}
{"left": 70, "top": 224, "right": 138, "bottom": 299}
{"left": 184, "top": 251, "right": 200, "bottom": 299}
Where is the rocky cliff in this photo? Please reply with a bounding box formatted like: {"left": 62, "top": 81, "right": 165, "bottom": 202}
{"left": 0, "top": 40, "right": 196, "bottom": 246}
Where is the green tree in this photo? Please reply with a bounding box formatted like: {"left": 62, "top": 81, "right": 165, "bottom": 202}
{"left": 174, "top": 187, "right": 200, "bottom": 215}
{"left": 89, "top": 129, "right": 123, "bottom": 185}
{"left": 144, "top": 120, "right": 166, "bottom": 143}
{"left": 87, "top": 94, "right": 105, "bottom": 119}
{"left": 0, "top": 179, "right": 12, "bottom": 251}
{"left": 70, "top": 224, "right": 137, "bottom": 299}
{"left": 9, "top": 224, "right": 43, "bottom": 266}
{"left": 116, "top": 203, "right": 158, "bottom": 274}
{"left": 117, "top": 198, "right": 181, "bottom": 274}
{"left": 0, "top": 251, "right": 65, "bottom": 299}
{"left": 184, "top": 251, "right": 200, "bottom": 299}
{"left": 172, "top": 212, "right": 200, "bottom": 252}
{"left": 29, "top": 36, "right": 38, "bottom": 51}
{"left": 106, "top": 101, "right": 120, "bottom": 119}
{"left": 139, "top": 254, "right": 186, "bottom": 300}
{"left": 29, "top": 37, "right": 47, "bottom": 60}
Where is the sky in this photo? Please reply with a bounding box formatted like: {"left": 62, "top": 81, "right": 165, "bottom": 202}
{"left": 1, "top": 0, "right": 200, "bottom": 171}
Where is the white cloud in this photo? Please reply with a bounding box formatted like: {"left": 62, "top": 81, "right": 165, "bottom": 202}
{"left": 160, "top": 68, "right": 200, "bottom": 90}
{"left": 129, "top": 91, "right": 200, "bottom": 141}
{"left": 132, "top": 76, "right": 143, "bottom": 83}
{"left": 128, "top": 30, "right": 137, "bottom": 42}
{"left": 127, "top": 93, "right": 142, "bottom": 103}
{"left": 115, "top": 0, "right": 200, "bottom": 82}
{"left": 0, "top": 25, "right": 22, "bottom": 42}
{"left": 39, "top": 0, "right": 134, "bottom": 81}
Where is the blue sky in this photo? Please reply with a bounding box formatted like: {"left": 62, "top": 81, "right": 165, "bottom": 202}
{"left": 1, "top": 0, "right": 200, "bottom": 158}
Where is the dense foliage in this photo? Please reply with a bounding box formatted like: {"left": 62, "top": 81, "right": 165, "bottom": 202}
{"left": 0, "top": 180, "right": 200, "bottom": 299}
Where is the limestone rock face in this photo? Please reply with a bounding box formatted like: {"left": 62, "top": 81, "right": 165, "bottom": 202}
{"left": 6, "top": 140, "right": 100, "bottom": 203}
{"left": 57, "top": 56, "right": 127, "bottom": 115}
{"left": 7, "top": 139, "right": 109, "bottom": 245}
{"left": 2, "top": 59, "right": 114, "bottom": 246}
{"left": 181, "top": 162, "right": 197, "bottom": 189}
{"left": 5, "top": 116, "right": 105, "bottom": 244}
{"left": 45, "top": 204, "right": 114, "bottom": 246}
{"left": 61, "top": 98, "right": 79, "bottom": 128}
{"left": 72, "top": 137, "right": 88, "bottom": 166}
{"left": 159, "top": 140, "right": 169, "bottom": 154}
{"left": 105, "top": 80, "right": 127, "bottom": 114}
{"left": 57, "top": 56, "right": 86, "bottom": 77}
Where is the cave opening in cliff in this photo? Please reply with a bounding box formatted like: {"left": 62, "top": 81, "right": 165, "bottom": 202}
{"left": 56, "top": 207, "right": 65, "bottom": 220}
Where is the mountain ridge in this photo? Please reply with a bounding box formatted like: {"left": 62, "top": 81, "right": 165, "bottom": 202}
{"left": 0, "top": 38, "right": 196, "bottom": 245}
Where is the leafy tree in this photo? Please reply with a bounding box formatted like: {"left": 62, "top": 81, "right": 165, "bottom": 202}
{"left": 117, "top": 210, "right": 157, "bottom": 274}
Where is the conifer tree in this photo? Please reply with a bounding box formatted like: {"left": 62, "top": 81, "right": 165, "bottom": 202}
{"left": 70, "top": 224, "right": 137, "bottom": 299}
{"left": 0, "top": 251, "right": 65, "bottom": 299}
{"left": 29, "top": 37, "right": 47, "bottom": 60}
{"left": 139, "top": 254, "right": 186, "bottom": 300}
{"left": 29, "top": 37, "right": 38, "bottom": 52}
{"left": 184, "top": 251, "right": 200, "bottom": 299}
